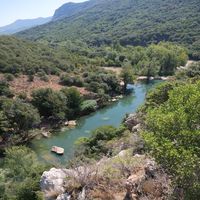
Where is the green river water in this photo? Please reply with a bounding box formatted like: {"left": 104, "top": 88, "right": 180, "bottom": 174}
{"left": 30, "top": 81, "right": 160, "bottom": 165}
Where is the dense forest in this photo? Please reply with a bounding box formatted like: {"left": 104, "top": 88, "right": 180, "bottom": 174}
{"left": 0, "top": 36, "right": 188, "bottom": 77}
{"left": 17, "top": 0, "right": 200, "bottom": 59}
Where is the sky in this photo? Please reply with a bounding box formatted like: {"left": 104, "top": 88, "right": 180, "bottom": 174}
{"left": 0, "top": 0, "right": 87, "bottom": 27}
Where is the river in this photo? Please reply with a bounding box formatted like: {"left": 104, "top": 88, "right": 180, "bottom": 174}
{"left": 30, "top": 81, "right": 160, "bottom": 165}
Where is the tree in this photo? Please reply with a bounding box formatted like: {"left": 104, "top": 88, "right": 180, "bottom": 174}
{"left": 32, "top": 88, "right": 67, "bottom": 120}
{"left": 61, "top": 87, "right": 82, "bottom": 118}
{"left": 120, "top": 66, "right": 135, "bottom": 92}
{"left": 2, "top": 146, "right": 46, "bottom": 200}
{"left": 1, "top": 99, "right": 41, "bottom": 134}
{"left": 80, "top": 100, "right": 97, "bottom": 114}
{"left": 0, "top": 81, "right": 13, "bottom": 97}
{"left": 75, "top": 125, "right": 125, "bottom": 158}
{"left": 143, "top": 81, "right": 200, "bottom": 198}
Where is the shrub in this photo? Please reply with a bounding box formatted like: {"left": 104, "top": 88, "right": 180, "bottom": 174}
{"left": 0, "top": 81, "right": 14, "bottom": 97}
{"left": 1, "top": 99, "right": 41, "bottom": 134}
{"left": 4, "top": 73, "right": 14, "bottom": 82}
{"left": 80, "top": 100, "right": 97, "bottom": 114}
{"left": 75, "top": 125, "right": 126, "bottom": 158}
{"left": 2, "top": 146, "right": 46, "bottom": 200}
{"left": 32, "top": 88, "right": 67, "bottom": 120}
{"left": 143, "top": 81, "right": 200, "bottom": 198}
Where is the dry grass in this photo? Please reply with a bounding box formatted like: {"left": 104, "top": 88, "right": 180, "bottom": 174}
{"left": 102, "top": 67, "right": 122, "bottom": 76}
{"left": 0, "top": 74, "right": 90, "bottom": 97}
{"left": 9, "top": 75, "right": 62, "bottom": 97}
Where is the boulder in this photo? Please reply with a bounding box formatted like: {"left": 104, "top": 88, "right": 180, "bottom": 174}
{"left": 68, "top": 120, "right": 77, "bottom": 126}
{"left": 132, "top": 124, "right": 141, "bottom": 133}
{"left": 40, "top": 168, "right": 68, "bottom": 196}
{"left": 125, "top": 114, "right": 140, "bottom": 130}
{"left": 125, "top": 158, "right": 171, "bottom": 199}
{"left": 51, "top": 146, "right": 64, "bottom": 155}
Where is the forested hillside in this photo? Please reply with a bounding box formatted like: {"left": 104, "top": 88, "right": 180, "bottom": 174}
{"left": 17, "top": 0, "right": 200, "bottom": 59}
{"left": 0, "top": 36, "right": 188, "bottom": 77}
{"left": 0, "top": 36, "right": 88, "bottom": 75}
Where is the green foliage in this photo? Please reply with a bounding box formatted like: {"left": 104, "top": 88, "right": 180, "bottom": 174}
{"left": 120, "top": 65, "right": 135, "bottom": 91}
{"left": 0, "top": 169, "right": 6, "bottom": 199}
{"left": 61, "top": 87, "right": 82, "bottom": 118}
{"left": 0, "top": 36, "right": 86, "bottom": 75}
{"left": 144, "top": 82, "right": 177, "bottom": 110}
{"left": 75, "top": 125, "right": 126, "bottom": 159}
{"left": 0, "top": 98, "right": 40, "bottom": 135}
{"left": 60, "top": 74, "right": 84, "bottom": 87}
{"left": 143, "top": 81, "right": 200, "bottom": 198}
{"left": 4, "top": 74, "right": 14, "bottom": 82}
{"left": 80, "top": 100, "right": 97, "bottom": 114}
{"left": 32, "top": 88, "right": 67, "bottom": 120}
{"left": 176, "top": 61, "right": 200, "bottom": 80}
{"left": 1, "top": 146, "right": 46, "bottom": 200}
{"left": 0, "top": 81, "right": 13, "bottom": 98}
{"left": 17, "top": 0, "right": 200, "bottom": 58}
{"left": 85, "top": 71, "right": 120, "bottom": 94}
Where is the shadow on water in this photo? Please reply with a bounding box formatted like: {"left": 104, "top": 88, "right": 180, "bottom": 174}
{"left": 30, "top": 81, "right": 161, "bottom": 165}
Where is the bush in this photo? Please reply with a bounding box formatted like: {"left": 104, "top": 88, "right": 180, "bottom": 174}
{"left": 60, "top": 74, "right": 84, "bottom": 87}
{"left": 75, "top": 125, "right": 126, "bottom": 159}
{"left": 1, "top": 99, "right": 41, "bottom": 134}
{"left": 143, "top": 81, "right": 200, "bottom": 198}
{"left": 32, "top": 88, "right": 67, "bottom": 120}
{"left": 80, "top": 100, "right": 97, "bottom": 114}
{"left": 0, "top": 81, "right": 14, "bottom": 97}
{"left": 4, "top": 73, "right": 14, "bottom": 82}
{"left": 144, "top": 82, "right": 177, "bottom": 110}
{"left": 40, "top": 74, "right": 49, "bottom": 82}
{"left": 61, "top": 87, "right": 82, "bottom": 118}
{"left": 28, "top": 74, "right": 34, "bottom": 82}
{"left": 1, "top": 146, "right": 46, "bottom": 200}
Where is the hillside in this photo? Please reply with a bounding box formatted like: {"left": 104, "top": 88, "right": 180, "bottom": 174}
{"left": 0, "top": 36, "right": 73, "bottom": 74}
{"left": 0, "top": 17, "right": 52, "bottom": 35}
{"left": 17, "top": 0, "right": 200, "bottom": 59}
{"left": 52, "top": 1, "right": 98, "bottom": 21}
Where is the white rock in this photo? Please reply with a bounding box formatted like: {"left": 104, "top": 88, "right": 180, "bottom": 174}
{"left": 40, "top": 168, "right": 67, "bottom": 194}
{"left": 56, "top": 193, "right": 71, "bottom": 200}
{"left": 132, "top": 124, "right": 141, "bottom": 133}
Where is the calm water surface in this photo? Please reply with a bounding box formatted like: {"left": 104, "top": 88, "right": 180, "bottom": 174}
{"left": 30, "top": 82, "right": 160, "bottom": 165}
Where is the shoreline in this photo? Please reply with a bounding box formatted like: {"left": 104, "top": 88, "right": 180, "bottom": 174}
{"left": 0, "top": 79, "right": 162, "bottom": 151}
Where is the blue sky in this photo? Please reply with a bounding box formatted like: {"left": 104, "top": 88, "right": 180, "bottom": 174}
{"left": 0, "top": 0, "right": 87, "bottom": 27}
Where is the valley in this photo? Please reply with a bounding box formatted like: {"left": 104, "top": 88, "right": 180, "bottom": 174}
{"left": 0, "top": 0, "right": 199, "bottom": 199}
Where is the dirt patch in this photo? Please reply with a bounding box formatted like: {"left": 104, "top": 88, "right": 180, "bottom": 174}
{"left": 9, "top": 75, "right": 62, "bottom": 97}
{"left": 103, "top": 67, "right": 122, "bottom": 76}
{"left": 2, "top": 74, "right": 90, "bottom": 97}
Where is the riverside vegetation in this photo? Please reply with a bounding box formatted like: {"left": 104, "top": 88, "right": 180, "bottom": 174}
{"left": 0, "top": 0, "right": 199, "bottom": 199}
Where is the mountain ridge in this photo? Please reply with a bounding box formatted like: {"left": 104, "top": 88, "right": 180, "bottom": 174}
{"left": 0, "top": 17, "right": 52, "bottom": 35}
{"left": 17, "top": 0, "right": 200, "bottom": 59}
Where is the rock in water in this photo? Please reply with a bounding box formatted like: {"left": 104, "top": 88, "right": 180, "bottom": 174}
{"left": 51, "top": 146, "right": 64, "bottom": 155}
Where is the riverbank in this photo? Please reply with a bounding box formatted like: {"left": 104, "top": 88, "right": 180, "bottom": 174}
{"left": 40, "top": 109, "right": 172, "bottom": 200}
{"left": 30, "top": 81, "right": 161, "bottom": 164}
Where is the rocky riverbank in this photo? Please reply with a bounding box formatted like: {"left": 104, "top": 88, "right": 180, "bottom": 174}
{"left": 40, "top": 113, "right": 172, "bottom": 200}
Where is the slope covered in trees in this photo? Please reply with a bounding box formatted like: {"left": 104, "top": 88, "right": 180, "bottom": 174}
{"left": 0, "top": 36, "right": 188, "bottom": 77}
{"left": 0, "top": 36, "right": 89, "bottom": 75}
{"left": 17, "top": 0, "right": 200, "bottom": 59}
